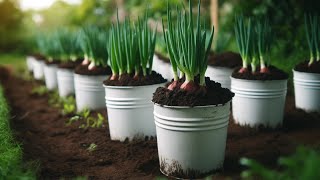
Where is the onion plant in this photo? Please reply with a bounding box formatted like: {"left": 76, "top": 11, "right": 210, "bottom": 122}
{"left": 36, "top": 33, "right": 61, "bottom": 61}
{"left": 235, "top": 16, "right": 273, "bottom": 73}
{"left": 256, "top": 19, "right": 272, "bottom": 73}
{"left": 108, "top": 11, "right": 156, "bottom": 80}
{"left": 304, "top": 14, "right": 319, "bottom": 66}
{"left": 78, "top": 26, "right": 109, "bottom": 70}
{"left": 163, "top": 0, "right": 214, "bottom": 92}
{"left": 234, "top": 15, "right": 252, "bottom": 73}
{"left": 137, "top": 11, "right": 157, "bottom": 76}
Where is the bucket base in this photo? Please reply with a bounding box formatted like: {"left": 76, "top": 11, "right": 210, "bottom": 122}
{"left": 159, "top": 159, "right": 222, "bottom": 180}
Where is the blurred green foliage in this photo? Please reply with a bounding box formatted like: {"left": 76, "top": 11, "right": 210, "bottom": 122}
{"left": 0, "top": 0, "right": 23, "bottom": 52}
{"left": 241, "top": 146, "right": 320, "bottom": 180}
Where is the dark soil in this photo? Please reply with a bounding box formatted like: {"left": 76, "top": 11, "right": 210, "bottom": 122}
{"left": 208, "top": 51, "right": 242, "bottom": 68}
{"left": 45, "top": 59, "right": 60, "bottom": 65}
{"left": 1, "top": 67, "right": 320, "bottom": 179}
{"left": 58, "top": 60, "right": 83, "bottom": 70}
{"left": 104, "top": 71, "right": 166, "bottom": 86}
{"left": 32, "top": 53, "right": 46, "bottom": 61}
{"left": 152, "top": 77, "right": 234, "bottom": 106}
{"left": 294, "top": 60, "right": 320, "bottom": 74}
{"left": 75, "top": 64, "right": 112, "bottom": 76}
{"left": 232, "top": 66, "right": 289, "bottom": 80}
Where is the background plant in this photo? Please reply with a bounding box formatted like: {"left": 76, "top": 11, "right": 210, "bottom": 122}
{"left": 304, "top": 14, "right": 319, "bottom": 66}
{"left": 137, "top": 11, "right": 157, "bottom": 76}
{"left": 79, "top": 26, "right": 109, "bottom": 70}
{"left": 234, "top": 16, "right": 273, "bottom": 74}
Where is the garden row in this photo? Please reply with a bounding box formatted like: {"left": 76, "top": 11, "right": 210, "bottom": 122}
{"left": 25, "top": 1, "right": 319, "bottom": 179}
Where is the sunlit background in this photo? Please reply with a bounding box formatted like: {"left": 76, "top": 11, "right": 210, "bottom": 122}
{"left": 20, "top": 0, "right": 82, "bottom": 10}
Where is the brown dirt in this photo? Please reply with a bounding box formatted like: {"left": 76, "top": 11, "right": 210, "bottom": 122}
{"left": 208, "top": 51, "right": 242, "bottom": 68}
{"left": 32, "top": 53, "right": 46, "bottom": 61}
{"left": 58, "top": 60, "right": 83, "bottom": 70}
{"left": 294, "top": 60, "right": 320, "bottom": 74}
{"left": 152, "top": 77, "right": 234, "bottom": 106}
{"left": 1, "top": 67, "right": 320, "bottom": 179}
{"left": 232, "top": 66, "right": 289, "bottom": 80}
{"left": 45, "top": 59, "right": 61, "bottom": 65}
{"left": 104, "top": 71, "right": 166, "bottom": 86}
{"left": 75, "top": 64, "right": 112, "bottom": 76}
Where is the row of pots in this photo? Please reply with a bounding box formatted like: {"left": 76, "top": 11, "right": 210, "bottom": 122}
{"left": 27, "top": 56, "right": 231, "bottom": 178}
{"left": 26, "top": 55, "right": 320, "bottom": 178}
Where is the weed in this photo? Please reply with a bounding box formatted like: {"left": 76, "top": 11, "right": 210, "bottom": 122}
{"left": 31, "top": 85, "right": 48, "bottom": 96}
{"left": 87, "top": 143, "right": 97, "bottom": 152}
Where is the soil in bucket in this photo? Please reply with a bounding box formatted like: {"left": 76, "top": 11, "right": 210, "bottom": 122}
{"left": 58, "top": 59, "right": 83, "bottom": 70}
{"left": 152, "top": 76, "right": 234, "bottom": 106}
{"left": 232, "top": 66, "right": 289, "bottom": 80}
{"left": 33, "top": 54, "right": 47, "bottom": 61}
{"left": 294, "top": 60, "right": 320, "bottom": 74}
{"left": 75, "top": 64, "right": 112, "bottom": 76}
{"left": 1, "top": 69, "right": 320, "bottom": 179}
{"left": 208, "top": 51, "right": 242, "bottom": 68}
{"left": 103, "top": 71, "right": 166, "bottom": 86}
{"left": 45, "top": 59, "right": 60, "bottom": 65}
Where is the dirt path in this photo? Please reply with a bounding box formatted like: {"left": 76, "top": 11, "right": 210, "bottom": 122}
{"left": 1, "top": 69, "right": 320, "bottom": 179}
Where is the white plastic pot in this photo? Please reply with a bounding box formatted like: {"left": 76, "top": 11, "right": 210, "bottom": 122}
{"left": 154, "top": 102, "right": 231, "bottom": 179}
{"left": 32, "top": 59, "right": 45, "bottom": 80}
{"left": 293, "top": 70, "right": 320, "bottom": 112}
{"left": 104, "top": 83, "right": 165, "bottom": 142}
{"left": 75, "top": 74, "right": 108, "bottom": 111}
{"left": 57, "top": 68, "right": 75, "bottom": 97}
{"left": 159, "top": 62, "right": 174, "bottom": 81}
{"left": 231, "top": 78, "right": 287, "bottom": 128}
{"left": 44, "top": 64, "right": 58, "bottom": 90}
{"left": 26, "top": 56, "right": 35, "bottom": 72}
{"left": 152, "top": 54, "right": 160, "bottom": 73}
{"left": 205, "top": 66, "right": 234, "bottom": 89}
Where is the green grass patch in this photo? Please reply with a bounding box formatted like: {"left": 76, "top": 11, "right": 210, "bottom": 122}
{"left": 0, "top": 86, "right": 36, "bottom": 179}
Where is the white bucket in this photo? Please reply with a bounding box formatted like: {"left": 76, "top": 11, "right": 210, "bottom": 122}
{"left": 104, "top": 83, "right": 166, "bottom": 142}
{"left": 159, "top": 62, "right": 174, "bottom": 81}
{"left": 293, "top": 70, "right": 320, "bottom": 112}
{"left": 57, "top": 68, "right": 75, "bottom": 97}
{"left": 154, "top": 102, "right": 231, "bottom": 179}
{"left": 44, "top": 64, "right": 58, "bottom": 90}
{"left": 205, "top": 66, "right": 234, "bottom": 89}
{"left": 26, "top": 56, "right": 35, "bottom": 72}
{"left": 74, "top": 74, "right": 108, "bottom": 111}
{"left": 152, "top": 54, "right": 160, "bottom": 73}
{"left": 231, "top": 78, "right": 287, "bottom": 128}
{"left": 32, "top": 60, "right": 45, "bottom": 80}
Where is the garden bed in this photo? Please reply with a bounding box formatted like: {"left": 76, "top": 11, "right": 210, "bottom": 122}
{"left": 1, "top": 68, "right": 320, "bottom": 179}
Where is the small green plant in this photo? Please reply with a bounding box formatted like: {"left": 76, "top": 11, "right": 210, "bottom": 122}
{"left": 241, "top": 146, "right": 320, "bottom": 180}
{"left": 163, "top": 0, "right": 214, "bottom": 93}
{"left": 62, "top": 96, "right": 76, "bottom": 115}
{"left": 87, "top": 143, "right": 97, "bottom": 152}
{"left": 304, "top": 14, "right": 319, "bottom": 66}
{"left": 66, "top": 109, "right": 105, "bottom": 129}
{"left": 31, "top": 85, "right": 48, "bottom": 96}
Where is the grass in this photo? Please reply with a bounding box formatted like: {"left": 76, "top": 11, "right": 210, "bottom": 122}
{"left": 0, "top": 54, "right": 25, "bottom": 71}
{"left": 0, "top": 85, "right": 36, "bottom": 179}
